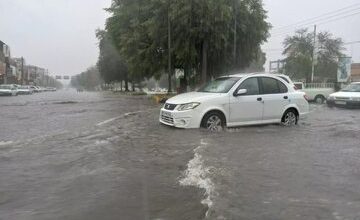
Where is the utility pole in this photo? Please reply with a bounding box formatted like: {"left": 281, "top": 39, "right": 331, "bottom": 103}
{"left": 167, "top": 2, "right": 172, "bottom": 93}
{"left": 233, "top": 0, "right": 237, "bottom": 65}
{"left": 311, "top": 25, "right": 317, "bottom": 83}
{"left": 21, "top": 57, "right": 24, "bottom": 85}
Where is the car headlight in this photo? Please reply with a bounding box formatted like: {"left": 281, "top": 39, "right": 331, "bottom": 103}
{"left": 177, "top": 102, "right": 200, "bottom": 111}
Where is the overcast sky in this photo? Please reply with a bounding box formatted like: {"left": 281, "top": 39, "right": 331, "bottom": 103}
{"left": 0, "top": 0, "right": 359, "bottom": 76}
{"left": 263, "top": 0, "right": 360, "bottom": 71}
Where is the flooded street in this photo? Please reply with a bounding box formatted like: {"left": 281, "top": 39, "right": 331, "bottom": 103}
{"left": 1, "top": 91, "right": 360, "bottom": 220}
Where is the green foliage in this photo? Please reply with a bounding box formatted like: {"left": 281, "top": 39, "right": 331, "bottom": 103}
{"left": 96, "top": 29, "right": 129, "bottom": 84}
{"left": 282, "top": 29, "right": 344, "bottom": 82}
{"left": 71, "top": 66, "right": 102, "bottom": 90}
{"left": 104, "top": 0, "right": 270, "bottom": 86}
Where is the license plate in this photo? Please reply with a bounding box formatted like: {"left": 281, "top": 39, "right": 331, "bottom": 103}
{"left": 161, "top": 111, "right": 172, "bottom": 118}
{"left": 335, "top": 101, "right": 346, "bottom": 105}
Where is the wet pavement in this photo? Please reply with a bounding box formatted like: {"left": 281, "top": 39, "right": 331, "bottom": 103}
{"left": 1, "top": 90, "right": 360, "bottom": 220}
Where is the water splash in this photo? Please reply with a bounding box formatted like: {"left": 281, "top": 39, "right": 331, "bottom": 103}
{"left": 179, "top": 139, "right": 215, "bottom": 218}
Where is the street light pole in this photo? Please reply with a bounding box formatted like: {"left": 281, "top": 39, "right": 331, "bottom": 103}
{"left": 311, "top": 25, "right": 317, "bottom": 83}
{"left": 21, "top": 57, "right": 24, "bottom": 85}
{"left": 167, "top": 1, "right": 172, "bottom": 93}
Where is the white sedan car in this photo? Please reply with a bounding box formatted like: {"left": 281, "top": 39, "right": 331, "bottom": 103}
{"left": 0, "top": 85, "right": 18, "bottom": 96}
{"left": 327, "top": 82, "right": 360, "bottom": 108}
{"left": 160, "top": 73, "right": 309, "bottom": 131}
{"left": 17, "top": 86, "right": 34, "bottom": 95}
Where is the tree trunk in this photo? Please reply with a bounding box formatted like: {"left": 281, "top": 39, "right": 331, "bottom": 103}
{"left": 132, "top": 80, "right": 135, "bottom": 92}
{"left": 125, "top": 74, "right": 129, "bottom": 91}
{"left": 120, "top": 80, "right": 123, "bottom": 91}
{"left": 201, "top": 40, "right": 208, "bottom": 84}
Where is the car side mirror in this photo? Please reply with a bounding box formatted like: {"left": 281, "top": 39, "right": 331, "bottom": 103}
{"left": 234, "top": 89, "right": 247, "bottom": 97}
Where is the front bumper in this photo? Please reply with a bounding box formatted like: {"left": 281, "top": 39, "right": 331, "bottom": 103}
{"left": 159, "top": 108, "right": 202, "bottom": 129}
{"left": 327, "top": 100, "right": 360, "bottom": 108}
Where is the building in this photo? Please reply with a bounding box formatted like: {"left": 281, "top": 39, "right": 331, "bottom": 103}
{"left": 0, "top": 40, "right": 11, "bottom": 84}
{"left": 351, "top": 63, "right": 360, "bottom": 82}
{"left": 27, "top": 65, "right": 46, "bottom": 85}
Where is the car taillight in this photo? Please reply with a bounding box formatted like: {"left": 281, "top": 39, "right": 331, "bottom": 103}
{"left": 304, "top": 94, "right": 309, "bottom": 101}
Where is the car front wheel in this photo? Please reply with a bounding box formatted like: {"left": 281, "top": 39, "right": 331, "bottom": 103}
{"left": 281, "top": 109, "right": 298, "bottom": 126}
{"left": 201, "top": 112, "right": 225, "bottom": 132}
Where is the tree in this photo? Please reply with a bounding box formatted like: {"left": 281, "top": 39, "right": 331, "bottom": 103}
{"left": 71, "top": 66, "right": 102, "bottom": 91}
{"left": 96, "top": 29, "right": 129, "bottom": 91}
{"left": 282, "top": 28, "right": 344, "bottom": 82}
{"left": 104, "top": 0, "right": 270, "bottom": 89}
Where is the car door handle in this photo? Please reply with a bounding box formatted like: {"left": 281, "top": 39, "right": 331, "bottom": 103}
{"left": 284, "top": 96, "right": 288, "bottom": 100}
{"left": 257, "top": 97, "right": 262, "bottom": 101}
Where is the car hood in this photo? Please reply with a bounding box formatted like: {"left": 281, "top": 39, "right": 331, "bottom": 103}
{"left": 330, "top": 91, "right": 360, "bottom": 98}
{"left": 166, "top": 92, "right": 226, "bottom": 104}
{"left": 0, "top": 89, "right": 12, "bottom": 92}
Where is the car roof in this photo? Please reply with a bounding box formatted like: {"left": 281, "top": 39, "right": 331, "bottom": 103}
{"left": 351, "top": 82, "right": 360, "bottom": 84}
{"left": 226, "top": 72, "right": 288, "bottom": 78}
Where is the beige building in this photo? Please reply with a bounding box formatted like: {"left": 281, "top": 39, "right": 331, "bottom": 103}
{"left": 351, "top": 63, "right": 360, "bottom": 82}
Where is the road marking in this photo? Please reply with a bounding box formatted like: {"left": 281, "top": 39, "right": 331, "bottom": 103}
{"left": 0, "top": 141, "right": 14, "bottom": 146}
{"left": 96, "top": 108, "right": 158, "bottom": 126}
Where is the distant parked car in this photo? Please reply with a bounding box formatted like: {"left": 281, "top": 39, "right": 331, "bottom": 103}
{"left": 38, "top": 87, "right": 46, "bottom": 92}
{"left": 294, "top": 82, "right": 335, "bottom": 104}
{"left": 327, "top": 82, "right": 360, "bottom": 108}
{"left": 17, "top": 86, "right": 33, "bottom": 95}
{"left": 46, "top": 87, "right": 57, "bottom": 92}
{"left": 160, "top": 73, "right": 309, "bottom": 131}
{"left": 30, "top": 86, "right": 41, "bottom": 93}
{"left": 0, "top": 84, "right": 18, "bottom": 96}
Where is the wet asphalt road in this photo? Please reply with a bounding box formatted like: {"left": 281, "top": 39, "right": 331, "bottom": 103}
{"left": 1, "top": 90, "right": 360, "bottom": 220}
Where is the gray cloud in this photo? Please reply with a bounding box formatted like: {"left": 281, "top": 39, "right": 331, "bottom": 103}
{"left": 1, "top": 0, "right": 359, "bottom": 75}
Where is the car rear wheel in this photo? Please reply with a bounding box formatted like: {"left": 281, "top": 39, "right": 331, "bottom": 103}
{"left": 201, "top": 112, "right": 225, "bottom": 132}
{"left": 281, "top": 109, "right": 298, "bottom": 126}
{"left": 315, "top": 95, "right": 325, "bottom": 104}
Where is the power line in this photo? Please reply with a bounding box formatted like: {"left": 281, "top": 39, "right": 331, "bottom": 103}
{"left": 272, "top": 3, "right": 360, "bottom": 32}
{"left": 271, "top": 8, "right": 360, "bottom": 36}
{"left": 317, "top": 11, "right": 360, "bottom": 26}
{"left": 270, "top": 10, "right": 360, "bottom": 38}
{"left": 344, "top": 41, "right": 360, "bottom": 45}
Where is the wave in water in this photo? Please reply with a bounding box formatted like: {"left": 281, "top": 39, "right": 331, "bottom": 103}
{"left": 179, "top": 139, "right": 215, "bottom": 218}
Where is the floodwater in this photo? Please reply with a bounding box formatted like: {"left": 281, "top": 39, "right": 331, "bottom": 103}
{"left": 1, "top": 90, "right": 360, "bottom": 220}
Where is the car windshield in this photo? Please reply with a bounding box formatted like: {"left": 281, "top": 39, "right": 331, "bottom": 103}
{"left": 198, "top": 77, "right": 240, "bottom": 93}
{"left": 341, "top": 84, "right": 360, "bottom": 92}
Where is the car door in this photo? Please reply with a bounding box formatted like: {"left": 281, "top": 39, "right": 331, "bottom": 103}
{"left": 229, "top": 77, "right": 264, "bottom": 124}
{"left": 260, "top": 77, "right": 289, "bottom": 121}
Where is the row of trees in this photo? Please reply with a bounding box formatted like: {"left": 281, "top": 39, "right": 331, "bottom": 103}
{"left": 70, "top": 66, "right": 102, "bottom": 90}
{"left": 97, "top": 0, "right": 270, "bottom": 91}
{"left": 282, "top": 28, "right": 344, "bottom": 82}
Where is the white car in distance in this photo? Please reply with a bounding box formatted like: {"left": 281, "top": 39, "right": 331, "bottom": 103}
{"left": 327, "top": 82, "right": 360, "bottom": 108}
{"left": 160, "top": 73, "right": 309, "bottom": 131}
{"left": 0, "top": 85, "right": 18, "bottom": 96}
{"left": 17, "top": 86, "right": 34, "bottom": 95}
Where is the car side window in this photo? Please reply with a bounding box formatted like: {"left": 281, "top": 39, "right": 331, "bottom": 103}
{"left": 278, "top": 81, "right": 288, "bottom": 93}
{"left": 238, "top": 77, "right": 259, "bottom": 95}
{"left": 260, "top": 77, "right": 285, "bottom": 94}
